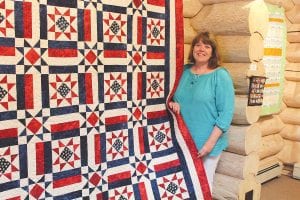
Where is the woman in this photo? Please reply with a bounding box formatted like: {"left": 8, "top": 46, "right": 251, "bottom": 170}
{"left": 169, "top": 32, "right": 235, "bottom": 193}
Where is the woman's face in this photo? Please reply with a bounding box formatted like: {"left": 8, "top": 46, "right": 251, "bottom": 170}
{"left": 193, "top": 40, "right": 212, "bottom": 65}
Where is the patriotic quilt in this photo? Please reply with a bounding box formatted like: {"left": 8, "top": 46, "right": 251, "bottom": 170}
{"left": 0, "top": 0, "right": 210, "bottom": 199}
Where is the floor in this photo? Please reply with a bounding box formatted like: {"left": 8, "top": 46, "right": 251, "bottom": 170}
{"left": 261, "top": 175, "right": 300, "bottom": 200}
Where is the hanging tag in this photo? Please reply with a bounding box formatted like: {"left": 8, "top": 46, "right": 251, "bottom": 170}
{"left": 248, "top": 76, "right": 267, "bottom": 106}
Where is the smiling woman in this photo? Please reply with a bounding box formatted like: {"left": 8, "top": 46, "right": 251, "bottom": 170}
{"left": 188, "top": 32, "right": 219, "bottom": 71}
{"left": 169, "top": 32, "right": 235, "bottom": 194}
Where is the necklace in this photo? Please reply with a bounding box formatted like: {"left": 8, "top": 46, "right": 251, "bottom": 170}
{"left": 190, "top": 74, "right": 200, "bottom": 85}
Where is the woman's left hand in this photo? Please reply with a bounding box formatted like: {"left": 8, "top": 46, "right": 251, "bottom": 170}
{"left": 197, "top": 126, "right": 222, "bottom": 158}
{"left": 197, "top": 143, "right": 214, "bottom": 158}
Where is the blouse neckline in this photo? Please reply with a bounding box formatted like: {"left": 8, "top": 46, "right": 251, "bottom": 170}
{"left": 188, "top": 66, "right": 222, "bottom": 77}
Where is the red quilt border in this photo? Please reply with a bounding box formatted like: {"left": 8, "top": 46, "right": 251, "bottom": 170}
{"left": 173, "top": 1, "right": 212, "bottom": 199}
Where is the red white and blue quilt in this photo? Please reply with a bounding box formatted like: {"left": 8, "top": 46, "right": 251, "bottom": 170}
{"left": 0, "top": 0, "right": 210, "bottom": 199}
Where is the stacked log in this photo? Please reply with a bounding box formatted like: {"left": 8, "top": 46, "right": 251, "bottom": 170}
{"left": 186, "top": 1, "right": 269, "bottom": 199}
{"left": 286, "top": 4, "right": 300, "bottom": 24}
{"left": 279, "top": 124, "right": 300, "bottom": 141}
{"left": 286, "top": 43, "right": 300, "bottom": 63}
{"left": 223, "top": 62, "right": 265, "bottom": 94}
{"left": 278, "top": 122, "right": 300, "bottom": 165}
{"left": 278, "top": 108, "right": 300, "bottom": 164}
{"left": 183, "top": 0, "right": 203, "bottom": 18}
{"left": 226, "top": 124, "right": 261, "bottom": 155}
{"left": 278, "top": 0, "right": 300, "bottom": 171}
{"left": 285, "top": 62, "right": 300, "bottom": 81}
{"left": 213, "top": 174, "right": 261, "bottom": 200}
{"left": 264, "top": 0, "right": 295, "bottom": 11}
{"left": 286, "top": 24, "right": 300, "bottom": 43}
{"left": 283, "top": 81, "right": 300, "bottom": 106}
{"left": 233, "top": 95, "right": 263, "bottom": 125}
{"left": 217, "top": 149, "right": 259, "bottom": 179}
{"left": 198, "top": 0, "right": 238, "bottom": 4}
{"left": 183, "top": 0, "right": 203, "bottom": 64}
{"left": 257, "top": 115, "right": 284, "bottom": 140}
{"left": 216, "top": 34, "right": 264, "bottom": 62}
{"left": 255, "top": 115, "right": 285, "bottom": 183}
{"left": 276, "top": 140, "right": 300, "bottom": 164}
{"left": 191, "top": 1, "right": 269, "bottom": 37}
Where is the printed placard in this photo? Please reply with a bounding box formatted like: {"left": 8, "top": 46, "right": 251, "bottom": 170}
{"left": 248, "top": 76, "right": 267, "bottom": 106}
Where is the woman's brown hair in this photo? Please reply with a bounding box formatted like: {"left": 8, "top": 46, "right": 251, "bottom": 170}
{"left": 187, "top": 32, "right": 220, "bottom": 69}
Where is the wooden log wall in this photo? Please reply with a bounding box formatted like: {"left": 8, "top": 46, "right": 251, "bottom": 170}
{"left": 277, "top": 0, "right": 300, "bottom": 169}
{"left": 256, "top": 114, "right": 285, "bottom": 183}
{"left": 184, "top": 0, "right": 300, "bottom": 197}
{"left": 184, "top": 1, "right": 271, "bottom": 199}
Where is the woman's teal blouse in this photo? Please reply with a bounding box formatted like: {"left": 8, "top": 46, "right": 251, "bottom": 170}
{"left": 174, "top": 64, "right": 235, "bottom": 156}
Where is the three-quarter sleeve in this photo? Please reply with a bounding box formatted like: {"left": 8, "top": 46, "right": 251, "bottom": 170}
{"left": 214, "top": 68, "right": 235, "bottom": 132}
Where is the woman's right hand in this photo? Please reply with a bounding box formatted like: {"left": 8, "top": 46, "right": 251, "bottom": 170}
{"left": 168, "top": 101, "right": 180, "bottom": 114}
